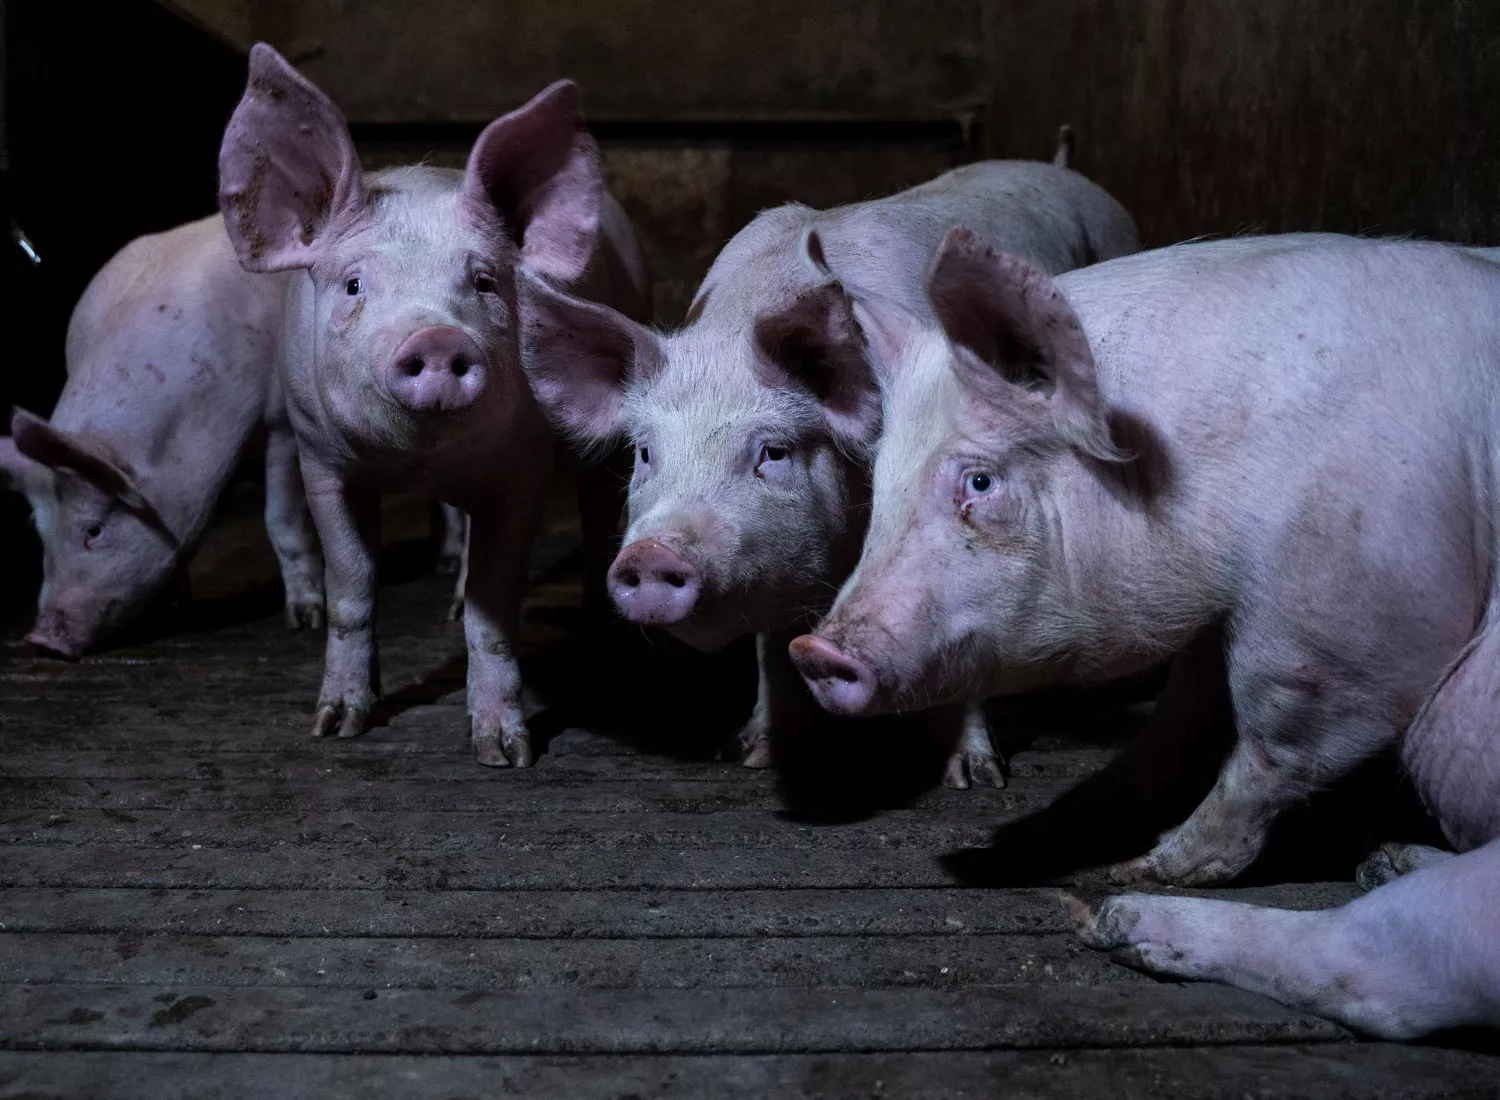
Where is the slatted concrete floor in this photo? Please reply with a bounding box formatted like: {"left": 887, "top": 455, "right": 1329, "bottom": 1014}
{"left": 1, "top": 518, "right": 1497, "bottom": 1097}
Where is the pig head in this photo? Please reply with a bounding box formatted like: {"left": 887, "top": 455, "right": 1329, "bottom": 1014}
{"left": 1, "top": 410, "right": 178, "bottom": 658}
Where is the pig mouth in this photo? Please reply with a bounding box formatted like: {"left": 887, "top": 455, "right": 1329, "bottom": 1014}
{"left": 24, "top": 627, "right": 86, "bottom": 661}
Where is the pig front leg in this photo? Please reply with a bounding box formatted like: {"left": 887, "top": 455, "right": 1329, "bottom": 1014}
{"left": 462, "top": 494, "right": 547, "bottom": 768}
{"left": 1112, "top": 631, "right": 1400, "bottom": 887}
{"left": 577, "top": 446, "right": 629, "bottom": 621}
{"left": 940, "top": 702, "right": 1005, "bottom": 790}
{"left": 1069, "top": 836, "right": 1500, "bottom": 1039}
{"left": 264, "top": 422, "right": 325, "bottom": 630}
{"left": 719, "top": 630, "right": 817, "bottom": 768}
{"left": 301, "top": 460, "right": 382, "bottom": 739}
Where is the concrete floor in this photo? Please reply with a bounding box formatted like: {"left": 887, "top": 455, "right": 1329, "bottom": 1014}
{"left": 0, "top": 498, "right": 1496, "bottom": 1098}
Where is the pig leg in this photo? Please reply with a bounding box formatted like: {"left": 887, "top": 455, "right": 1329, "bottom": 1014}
{"left": 1356, "top": 843, "right": 1454, "bottom": 890}
{"left": 436, "top": 502, "right": 467, "bottom": 575}
{"left": 1112, "top": 634, "right": 1400, "bottom": 886}
{"left": 443, "top": 507, "right": 470, "bottom": 622}
{"left": 1069, "top": 837, "right": 1500, "bottom": 1039}
{"left": 719, "top": 630, "right": 813, "bottom": 768}
{"left": 302, "top": 460, "right": 382, "bottom": 739}
{"left": 463, "top": 491, "right": 548, "bottom": 768}
{"left": 264, "top": 422, "right": 325, "bottom": 630}
{"left": 941, "top": 702, "right": 1005, "bottom": 790}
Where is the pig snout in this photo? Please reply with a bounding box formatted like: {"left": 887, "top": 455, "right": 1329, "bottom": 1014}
{"left": 789, "top": 633, "right": 878, "bottom": 714}
{"left": 608, "top": 538, "right": 702, "bottom": 625}
{"left": 384, "top": 326, "right": 487, "bottom": 414}
{"left": 25, "top": 610, "right": 87, "bottom": 661}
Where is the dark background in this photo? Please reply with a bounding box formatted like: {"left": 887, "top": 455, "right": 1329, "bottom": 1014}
{"left": 4, "top": 0, "right": 1499, "bottom": 612}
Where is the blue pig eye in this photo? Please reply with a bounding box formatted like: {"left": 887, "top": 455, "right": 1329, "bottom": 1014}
{"left": 967, "top": 472, "right": 993, "bottom": 494}
{"left": 345, "top": 278, "right": 361, "bottom": 296}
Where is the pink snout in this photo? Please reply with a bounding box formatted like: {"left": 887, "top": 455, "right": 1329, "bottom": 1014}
{"left": 383, "top": 325, "right": 486, "bottom": 414}
{"left": 26, "top": 612, "right": 85, "bottom": 661}
{"left": 608, "top": 538, "right": 702, "bottom": 625}
{"left": 789, "top": 634, "right": 878, "bottom": 715}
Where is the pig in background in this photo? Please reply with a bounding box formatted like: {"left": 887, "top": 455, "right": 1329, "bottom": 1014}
{"left": 519, "top": 140, "right": 1138, "bottom": 786}
{"left": 0, "top": 214, "right": 324, "bottom": 658}
{"left": 219, "top": 45, "right": 649, "bottom": 766}
{"left": 791, "top": 229, "right": 1500, "bottom": 1036}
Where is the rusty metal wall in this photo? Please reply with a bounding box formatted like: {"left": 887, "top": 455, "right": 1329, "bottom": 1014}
{"left": 983, "top": 0, "right": 1500, "bottom": 246}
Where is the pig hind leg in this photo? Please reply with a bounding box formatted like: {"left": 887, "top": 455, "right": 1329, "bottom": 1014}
{"left": 265, "top": 423, "right": 325, "bottom": 630}
{"left": 1072, "top": 839, "right": 1500, "bottom": 1039}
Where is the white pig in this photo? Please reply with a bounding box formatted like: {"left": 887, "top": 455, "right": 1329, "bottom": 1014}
{"left": 790, "top": 230, "right": 1500, "bottom": 1035}
{"left": 519, "top": 153, "right": 1138, "bottom": 783}
{"left": 217, "top": 45, "right": 649, "bottom": 765}
{"left": 0, "top": 215, "right": 323, "bottom": 657}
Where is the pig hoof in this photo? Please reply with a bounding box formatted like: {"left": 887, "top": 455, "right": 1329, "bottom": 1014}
{"left": 1062, "top": 893, "right": 1139, "bottom": 950}
{"left": 446, "top": 598, "right": 465, "bottom": 623}
{"left": 285, "top": 602, "right": 325, "bottom": 631}
{"left": 742, "top": 738, "right": 775, "bottom": 769}
{"left": 1105, "top": 857, "right": 1162, "bottom": 887}
{"left": 1355, "top": 848, "right": 1398, "bottom": 891}
{"left": 941, "top": 749, "right": 1007, "bottom": 790}
{"left": 312, "top": 701, "right": 369, "bottom": 740}
{"left": 435, "top": 552, "right": 463, "bottom": 576}
{"left": 472, "top": 728, "right": 534, "bottom": 768}
{"left": 717, "top": 723, "right": 773, "bottom": 767}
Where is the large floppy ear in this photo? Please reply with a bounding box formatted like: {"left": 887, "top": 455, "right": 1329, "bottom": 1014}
{"left": 10, "top": 410, "right": 161, "bottom": 520}
{"left": 218, "top": 43, "right": 365, "bottom": 272}
{"left": 752, "top": 280, "right": 883, "bottom": 451}
{"left": 927, "top": 226, "right": 1123, "bottom": 462}
{"left": 517, "top": 270, "right": 663, "bottom": 449}
{"left": 463, "top": 80, "right": 603, "bottom": 286}
{"left": 0, "top": 436, "right": 46, "bottom": 493}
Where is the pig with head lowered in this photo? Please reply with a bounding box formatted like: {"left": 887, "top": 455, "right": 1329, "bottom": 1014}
{"left": 218, "top": 45, "right": 649, "bottom": 766}
{"left": 519, "top": 151, "right": 1138, "bottom": 784}
{"left": 791, "top": 231, "right": 1500, "bottom": 1033}
{"left": 0, "top": 215, "right": 323, "bottom": 658}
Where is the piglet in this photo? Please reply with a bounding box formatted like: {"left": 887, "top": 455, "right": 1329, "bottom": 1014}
{"left": 0, "top": 215, "right": 322, "bottom": 657}
{"left": 218, "top": 46, "right": 648, "bottom": 765}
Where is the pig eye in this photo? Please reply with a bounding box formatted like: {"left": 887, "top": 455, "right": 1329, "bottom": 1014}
{"left": 755, "top": 444, "right": 790, "bottom": 473}
{"left": 966, "top": 472, "right": 995, "bottom": 495}
{"left": 345, "top": 277, "right": 362, "bottom": 296}
{"left": 473, "top": 273, "right": 498, "bottom": 295}
{"left": 83, "top": 522, "right": 103, "bottom": 547}
{"left": 637, "top": 445, "right": 650, "bottom": 465}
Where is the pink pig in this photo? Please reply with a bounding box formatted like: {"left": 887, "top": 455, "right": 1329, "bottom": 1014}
{"left": 518, "top": 152, "right": 1137, "bottom": 783}
{"left": 218, "top": 45, "right": 649, "bottom": 765}
{"left": 791, "top": 229, "right": 1500, "bottom": 1035}
{"left": 0, "top": 215, "right": 322, "bottom": 657}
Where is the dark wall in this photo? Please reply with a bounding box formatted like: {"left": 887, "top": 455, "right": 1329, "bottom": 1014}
{"left": 984, "top": 0, "right": 1500, "bottom": 246}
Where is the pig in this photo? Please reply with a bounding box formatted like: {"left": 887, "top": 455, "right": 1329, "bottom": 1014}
{"left": 0, "top": 214, "right": 324, "bottom": 657}
{"left": 793, "top": 228, "right": 1500, "bottom": 876}
{"left": 788, "top": 229, "right": 1500, "bottom": 1032}
{"left": 217, "top": 45, "right": 649, "bottom": 766}
{"left": 518, "top": 151, "right": 1138, "bottom": 784}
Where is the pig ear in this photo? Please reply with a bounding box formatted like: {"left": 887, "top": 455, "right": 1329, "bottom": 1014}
{"left": 218, "top": 43, "right": 365, "bottom": 272}
{"left": 464, "top": 80, "right": 603, "bottom": 286}
{"left": 10, "top": 410, "right": 159, "bottom": 517}
{"left": 0, "top": 436, "right": 46, "bottom": 493}
{"left": 517, "top": 270, "right": 663, "bottom": 449}
{"left": 753, "top": 282, "right": 883, "bottom": 451}
{"left": 927, "top": 227, "right": 1124, "bottom": 462}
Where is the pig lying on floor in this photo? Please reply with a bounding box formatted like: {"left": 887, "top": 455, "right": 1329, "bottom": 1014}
{"left": 789, "top": 229, "right": 1500, "bottom": 1035}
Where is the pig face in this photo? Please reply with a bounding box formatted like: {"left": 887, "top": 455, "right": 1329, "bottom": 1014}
{"left": 218, "top": 45, "right": 602, "bottom": 457}
{"left": 519, "top": 270, "right": 883, "bottom": 650}
{"left": 790, "top": 228, "right": 1126, "bottom": 713}
{"left": 1, "top": 412, "right": 178, "bottom": 658}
